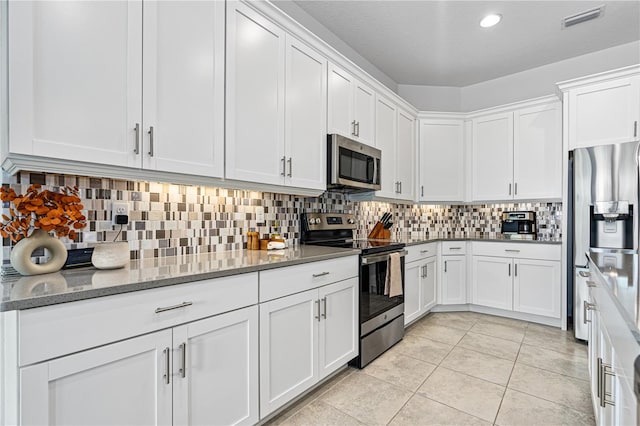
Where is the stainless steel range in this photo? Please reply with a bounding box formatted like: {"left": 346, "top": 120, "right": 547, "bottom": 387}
{"left": 301, "top": 212, "right": 406, "bottom": 368}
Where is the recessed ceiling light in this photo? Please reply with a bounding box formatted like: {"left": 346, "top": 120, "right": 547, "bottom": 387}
{"left": 480, "top": 14, "right": 502, "bottom": 28}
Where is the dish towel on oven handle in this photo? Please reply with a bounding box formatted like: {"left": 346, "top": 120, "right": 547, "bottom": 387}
{"left": 384, "top": 252, "right": 403, "bottom": 297}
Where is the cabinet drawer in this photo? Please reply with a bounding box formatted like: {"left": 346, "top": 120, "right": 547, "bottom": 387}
{"left": 406, "top": 243, "right": 437, "bottom": 263}
{"left": 472, "top": 242, "right": 561, "bottom": 261}
{"left": 260, "top": 256, "right": 358, "bottom": 302}
{"left": 19, "top": 273, "right": 258, "bottom": 366}
{"left": 441, "top": 241, "right": 467, "bottom": 255}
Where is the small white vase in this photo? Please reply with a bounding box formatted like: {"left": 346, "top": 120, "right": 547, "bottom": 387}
{"left": 10, "top": 229, "right": 68, "bottom": 276}
{"left": 91, "top": 242, "right": 129, "bottom": 269}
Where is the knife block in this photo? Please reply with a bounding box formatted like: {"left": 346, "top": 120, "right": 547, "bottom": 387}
{"left": 368, "top": 223, "right": 391, "bottom": 240}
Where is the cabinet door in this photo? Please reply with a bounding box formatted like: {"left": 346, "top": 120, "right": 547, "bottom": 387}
{"left": 226, "top": 2, "right": 285, "bottom": 185}
{"left": 285, "top": 36, "right": 327, "bottom": 190}
{"left": 396, "top": 109, "right": 416, "bottom": 201}
{"left": 20, "top": 330, "right": 172, "bottom": 426}
{"left": 8, "top": 0, "right": 141, "bottom": 167}
{"left": 404, "top": 261, "right": 423, "bottom": 325}
{"left": 374, "top": 96, "right": 397, "bottom": 198}
{"left": 354, "top": 81, "right": 376, "bottom": 146}
{"left": 327, "top": 63, "right": 355, "bottom": 138}
{"left": 472, "top": 112, "right": 513, "bottom": 201}
{"left": 568, "top": 76, "right": 640, "bottom": 149}
{"left": 318, "top": 278, "right": 358, "bottom": 379}
{"left": 173, "top": 306, "right": 258, "bottom": 426}
{"left": 472, "top": 256, "right": 513, "bottom": 311}
{"left": 513, "top": 259, "right": 560, "bottom": 318}
{"left": 513, "top": 103, "right": 562, "bottom": 200}
{"left": 419, "top": 119, "right": 464, "bottom": 202}
{"left": 259, "top": 288, "right": 318, "bottom": 417}
{"left": 441, "top": 255, "right": 467, "bottom": 305}
{"left": 142, "top": 0, "right": 224, "bottom": 177}
{"left": 421, "top": 257, "right": 437, "bottom": 312}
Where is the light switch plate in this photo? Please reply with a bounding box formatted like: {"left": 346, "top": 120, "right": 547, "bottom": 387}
{"left": 256, "top": 207, "right": 265, "bottom": 224}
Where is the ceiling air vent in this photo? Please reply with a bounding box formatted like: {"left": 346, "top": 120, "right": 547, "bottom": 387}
{"left": 562, "top": 5, "right": 605, "bottom": 28}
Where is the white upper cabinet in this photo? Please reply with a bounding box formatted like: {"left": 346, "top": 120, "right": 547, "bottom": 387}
{"left": 226, "top": 2, "right": 285, "bottom": 185}
{"left": 8, "top": 0, "right": 225, "bottom": 178}
{"left": 142, "top": 0, "right": 225, "bottom": 177}
{"left": 8, "top": 1, "right": 142, "bottom": 167}
{"left": 419, "top": 118, "right": 465, "bottom": 202}
{"left": 471, "top": 99, "right": 562, "bottom": 201}
{"left": 563, "top": 73, "right": 640, "bottom": 149}
{"left": 396, "top": 108, "right": 416, "bottom": 201}
{"left": 226, "top": 2, "right": 326, "bottom": 191}
{"left": 284, "top": 35, "right": 327, "bottom": 191}
{"left": 472, "top": 112, "right": 514, "bottom": 201}
{"left": 513, "top": 102, "right": 562, "bottom": 199}
{"left": 328, "top": 63, "right": 376, "bottom": 147}
{"left": 374, "top": 96, "right": 397, "bottom": 199}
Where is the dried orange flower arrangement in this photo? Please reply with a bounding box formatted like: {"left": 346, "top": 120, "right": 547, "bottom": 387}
{"left": 0, "top": 184, "right": 87, "bottom": 242}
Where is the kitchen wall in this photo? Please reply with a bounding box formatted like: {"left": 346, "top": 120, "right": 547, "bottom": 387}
{"left": 1, "top": 171, "right": 562, "bottom": 265}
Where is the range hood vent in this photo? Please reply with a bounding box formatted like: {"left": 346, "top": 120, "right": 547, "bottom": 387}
{"left": 562, "top": 6, "right": 605, "bottom": 28}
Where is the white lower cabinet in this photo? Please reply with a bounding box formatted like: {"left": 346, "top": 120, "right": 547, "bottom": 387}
{"left": 20, "top": 306, "right": 259, "bottom": 426}
{"left": 259, "top": 277, "right": 358, "bottom": 418}
{"left": 471, "top": 243, "right": 561, "bottom": 318}
{"left": 405, "top": 255, "right": 437, "bottom": 325}
{"left": 441, "top": 255, "right": 467, "bottom": 305}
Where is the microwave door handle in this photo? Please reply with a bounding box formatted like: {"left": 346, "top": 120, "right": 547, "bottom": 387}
{"left": 373, "top": 158, "right": 378, "bottom": 185}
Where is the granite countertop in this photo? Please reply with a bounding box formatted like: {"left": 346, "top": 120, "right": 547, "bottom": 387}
{"left": 0, "top": 245, "right": 360, "bottom": 312}
{"left": 398, "top": 234, "right": 562, "bottom": 246}
{"left": 588, "top": 251, "right": 640, "bottom": 342}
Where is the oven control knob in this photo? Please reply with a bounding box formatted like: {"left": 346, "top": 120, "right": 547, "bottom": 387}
{"left": 310, "top": 217, "right": 320, "bottom": 225}
{"left": 347, "top": 218, "right": 355, "bottom": 224}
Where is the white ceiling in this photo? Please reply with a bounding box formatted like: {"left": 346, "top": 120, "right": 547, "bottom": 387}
{"left": 290, "top": 0, "right": 640, "bottom": 87}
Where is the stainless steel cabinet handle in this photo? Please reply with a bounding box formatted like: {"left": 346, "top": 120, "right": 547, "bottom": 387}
{"left": 514, "top": 182, "right": 518, "bottom": 195}
{"left": 424, "top": 265, "right": 428, "bottom": 278}
{"left": 602, "top": 363, "right": 616, "bottom": 407}
{"left": 584, "top": 301, "right": 596, "bottom": 324}
{"left": 504, "top": 249, "right": 520, "bottom": 253}
{"left": 449, "top": 247, "right": 462, "bottom": 250}
{"left": 163, "top": 347, "right": 170, "bottom": 385}
{"left": 597, "top": 357, "right": 603, "bottom": 400}
{"left": 315, "top": 299, "right": 321, "bottom": 322}
{"left": 420, "top": 250, "right": 430, "bottom": 254}
{"left": 508, "top": 183, "right": 512, "bottom": 195}
{"left": 634, "top": 120, "right": 638, "bottom": 138}
{"left": 155, "top": 301, "right": 193, "bottom": 314}
{"left": 312, "top": 272, "right": 330, "bottom": 278}
{"left": 508, "top": 263, "right": 511, "bottom": 276}
{"left": 586, "top": 280, "right": 597, "bottom": 288}
{"left": 179, "top": 342, "right": 186, "bottom": 378}
{"left": 351, "top": 120, "right": 356, "bottom": 136}
{"left": 421, "top": 186, "right": 424, "bottom": 197}
{"left": 287, "top": 157, "right": 292, "bottom": 177}
{"left": 515, "top": 263, "right": 518, "bottom": 277}
{"left": 444, "top": 260, "right": 447, "bottom": 273}
{"left": 355, "top": 121, "right": 360, "bottom": 137}
{"left": 399, "top": 181, "right": 402, "bottom": 194}
{"left": 578, "top": 271, "right": 591, "bottom": 278}
{"left": 148, "top": 126, "right": 154, "bottom": 157}
{"left": 280, "top": 156, "right": 286, "bottom": 176}
{"left": 321, "top": 297, "right": 327, "bottom": 319}
{"left": 134, "top": 123, "right": 140, "bottom": 154}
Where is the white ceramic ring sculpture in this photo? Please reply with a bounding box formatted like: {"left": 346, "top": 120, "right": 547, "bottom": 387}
{"left": 10, "top": 230, "right": 68, "bottom": 276}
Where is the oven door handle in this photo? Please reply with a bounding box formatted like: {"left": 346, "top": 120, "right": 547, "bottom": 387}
{"left": 361, "top": 250, "right": 408, "bottom": 265}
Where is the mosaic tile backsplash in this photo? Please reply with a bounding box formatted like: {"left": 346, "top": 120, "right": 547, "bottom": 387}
{"left": 2, "top": 172, "right": 562, "bottom": 263}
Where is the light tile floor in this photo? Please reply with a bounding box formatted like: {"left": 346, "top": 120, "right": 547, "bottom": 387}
{"left": 267, "top": 311, "right": 594, "bottom": 426}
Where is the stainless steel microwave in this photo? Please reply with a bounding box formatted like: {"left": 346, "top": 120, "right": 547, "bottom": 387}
{"left": 327, "top": 134, "right": 381, "bottom": 192}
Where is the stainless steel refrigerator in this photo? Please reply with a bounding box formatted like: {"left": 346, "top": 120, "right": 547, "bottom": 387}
{"left": 570, "top": 140, "right": 639, "bottom": 340}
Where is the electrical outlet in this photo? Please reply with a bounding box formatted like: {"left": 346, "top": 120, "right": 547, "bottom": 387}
{"left": 256, "top": 207, "right": 265, "bottom": 224}
{"left": 112, "top": 202, "right": 129, "bottom": 225}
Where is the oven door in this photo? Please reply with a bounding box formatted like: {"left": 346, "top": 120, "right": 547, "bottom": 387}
{"left": 359, "top": 249, "right": 406, "bottom": 335}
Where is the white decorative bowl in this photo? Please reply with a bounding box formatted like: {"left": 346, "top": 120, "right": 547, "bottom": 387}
{"left": 91, "top": 242, "right": 130, "bottom": 269}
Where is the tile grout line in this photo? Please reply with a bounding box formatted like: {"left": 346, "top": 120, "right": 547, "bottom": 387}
{"left": 492, "top": 322, "right": 528, "bottom": 425}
